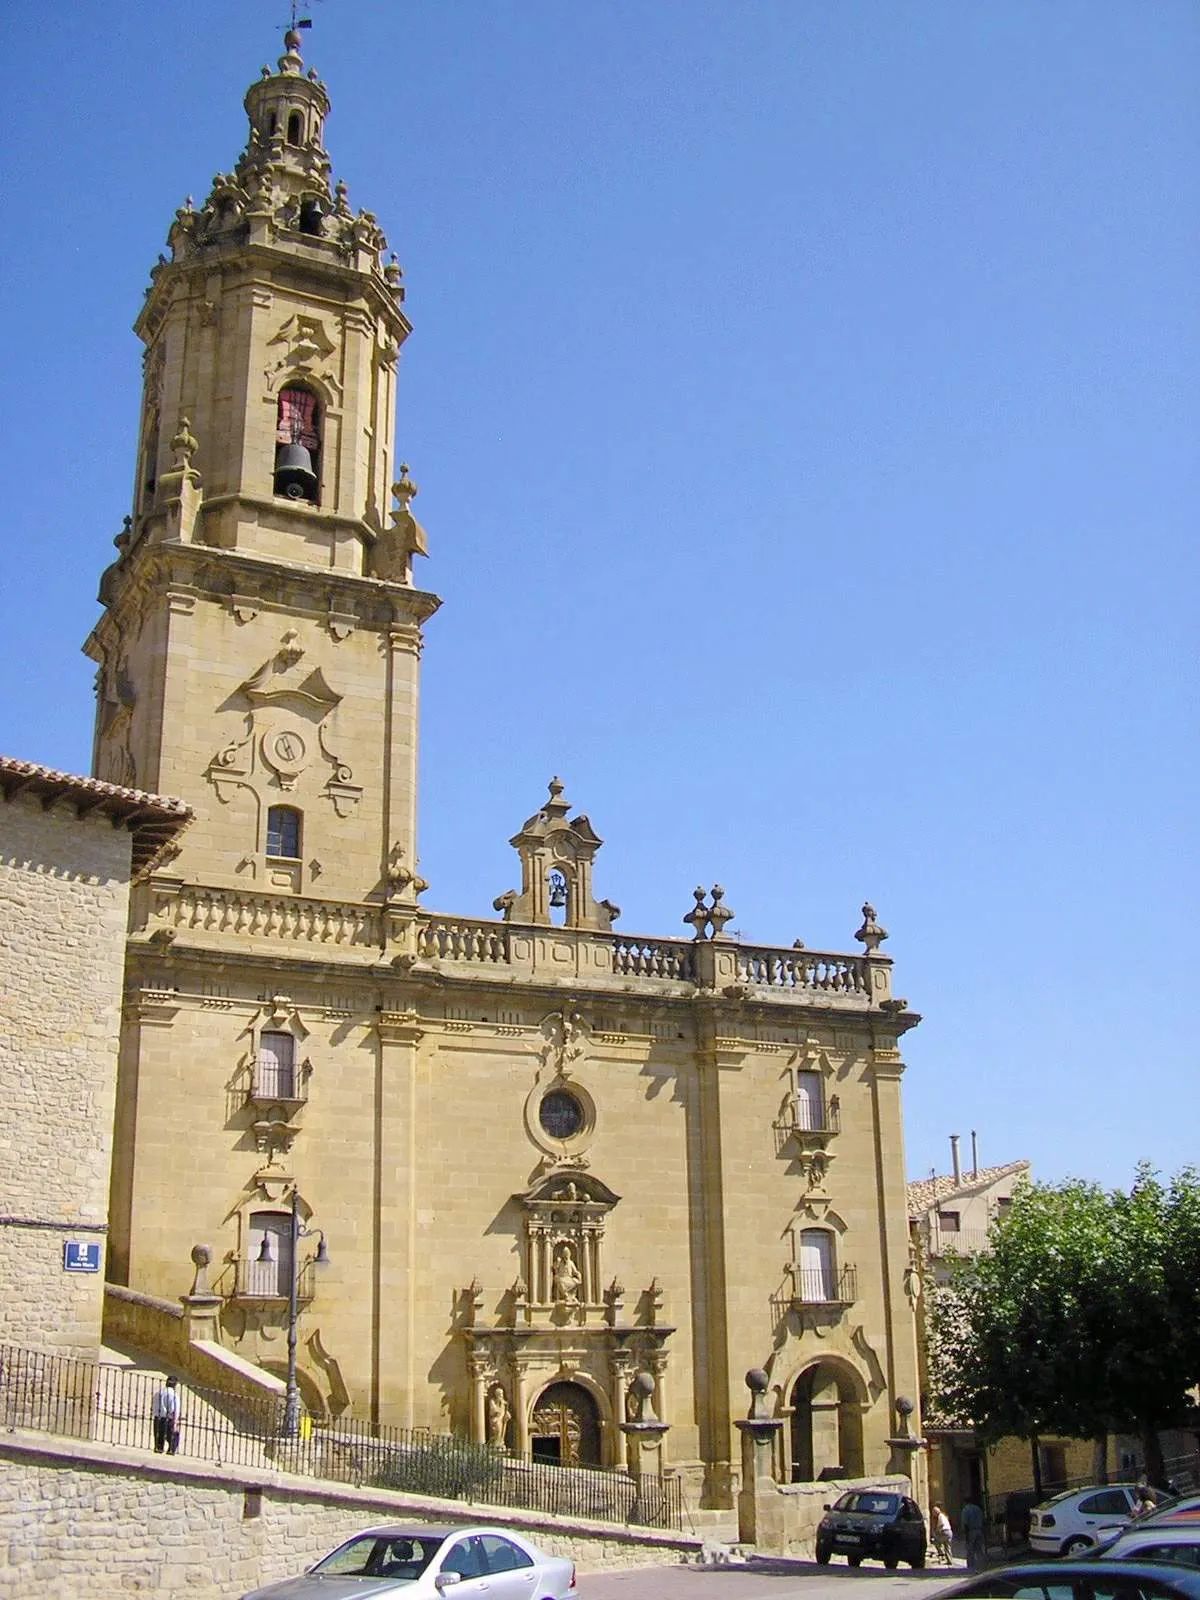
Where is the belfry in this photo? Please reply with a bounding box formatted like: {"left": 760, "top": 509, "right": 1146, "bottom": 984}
{"left": 87, "top": 30, "right": 923, "bottom": 1510}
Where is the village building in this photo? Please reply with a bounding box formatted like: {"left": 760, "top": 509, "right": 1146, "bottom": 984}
{"left": 82, "top": 28, "right": 924, "bottom": 1508}
{"left": 0, "top": 758, "right": 189, "bottom": 1358}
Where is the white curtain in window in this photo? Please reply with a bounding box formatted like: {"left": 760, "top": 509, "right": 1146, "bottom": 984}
{"left": 795, "top": 1071, "right": 824, "bottom": 1131}
{"left": 246, "top": 1211, "right": 293, "bottom": 1297}
{"left": 798, "top": 1229, "right": 835, "bottom": 1302}
{"left": 257, "top": 1031, "right": 295, "bottom": 1099}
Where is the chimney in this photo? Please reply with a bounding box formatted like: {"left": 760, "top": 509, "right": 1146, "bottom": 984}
{"left": 950, "top": 1134, "right": 961, "bottom": 1185}
{"left": 971, "top": 1129, "right": 979, "bottom": 1178}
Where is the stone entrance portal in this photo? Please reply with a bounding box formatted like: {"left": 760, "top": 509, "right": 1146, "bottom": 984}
{"left": 789, "top": 1362, "right": 865, "bottom": 1481}
{"left": 529, "top": 1381, "right": 601, "bottom": 1466}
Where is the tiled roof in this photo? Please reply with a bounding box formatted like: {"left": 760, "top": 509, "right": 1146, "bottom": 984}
{"left": 906, "top": 1159, "right": 1030, "bottom": 1218}
{"left": 0, "top": 756, "right": 191, "bottom": 874}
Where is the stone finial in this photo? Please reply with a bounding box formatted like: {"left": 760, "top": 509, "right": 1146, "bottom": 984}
{"left": 628, "top": 1370, "right": 658, "bottom": 1424}
{"left": 543, "top": 776, "right": 570, "bottom": 818}
{"left": 854, "top": 902, "right": 888, "bottom": 952}
{"left": 708, "top": 884, "right": 734, "bottom": 939}
{"left": 392, "top": 463, "right": 417, "bottom": 512}
{"left": 745, "top": 1366, "right": 771, "bottom": 1420}
{"left": 683, "top": 886, "right": 710, "bottom": 941}
{"left": 280, "top": 29, "right": 305, "bottom": 75}
{"left": 170, "top": 417, "right": 198, "bottom": 469}
{"left": 189, "top": 1242, "right": 213, "bottom": 1296}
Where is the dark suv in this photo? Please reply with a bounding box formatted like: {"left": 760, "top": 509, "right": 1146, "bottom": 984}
{"left": 815, "top": 1489, "right": 927, "bottom": 1568}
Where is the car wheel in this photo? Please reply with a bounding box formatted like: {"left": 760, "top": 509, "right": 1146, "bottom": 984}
{"left": 911, "top": 1553, "right": 926, "bottom": 1570}
{"left": 1062, "top": 1536, "right": 1092, "bottom": 1557}
{"left": 816, "top": 1548, "right": 831, "bottom": 1566}
{"left": 884, "top": 1555, "right": 899, "bottom": 1570}
{"left": 848, "top": 1554, "right": 863, "bottom": 1567}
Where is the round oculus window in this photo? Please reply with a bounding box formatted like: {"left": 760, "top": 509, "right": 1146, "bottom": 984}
{"left": 539, "top": 1088, "right": 584, "bottom": 1140}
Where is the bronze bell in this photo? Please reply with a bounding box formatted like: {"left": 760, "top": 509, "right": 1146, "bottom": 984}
{"left": 274, "top": 441, "right": 318, "bottom": 501}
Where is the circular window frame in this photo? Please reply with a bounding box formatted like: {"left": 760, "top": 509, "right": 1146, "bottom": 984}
{"left": 524, "top": 1076, "right": 597, "bottom": 1158}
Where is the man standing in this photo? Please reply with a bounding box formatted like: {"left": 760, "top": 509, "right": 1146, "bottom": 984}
{"left": 961, "top": 1496, "right": 987, "bottom": 1570}
{"left": 151, "top": 1375, "right": 180, "bottom": 1455}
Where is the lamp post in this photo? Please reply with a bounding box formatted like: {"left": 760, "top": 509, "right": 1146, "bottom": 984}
{"left": 258, "top": 1188, "right": 328, "bottom": 1437}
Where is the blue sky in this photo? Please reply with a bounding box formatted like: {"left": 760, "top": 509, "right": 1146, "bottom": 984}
{"left": 1, "top": 2, "right": 1195, "bottom": 1189}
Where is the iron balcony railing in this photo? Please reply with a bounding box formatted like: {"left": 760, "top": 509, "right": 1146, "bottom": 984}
{"left": 0, "top": 1340, "right": 684, "bottom": 1531}
{"left": 790, "top": 1265, "right": 857, "bottom": 1307}
{"left": 235, "top": 1256, "right": 316, "bottom": 1301}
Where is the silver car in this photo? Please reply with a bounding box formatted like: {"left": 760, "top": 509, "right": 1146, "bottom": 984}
{"left": 240, "top": 1523, "right": 578, "bottom": 1599}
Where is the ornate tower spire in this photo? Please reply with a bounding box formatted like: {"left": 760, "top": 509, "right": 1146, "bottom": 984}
{"left": 86, "top": 33, "right": 438, "bottom": 909}
{"left": 121, "top": 27, "right": 408, "bottom": 557}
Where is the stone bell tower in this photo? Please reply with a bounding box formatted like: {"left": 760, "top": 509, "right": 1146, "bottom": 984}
{"left": 85, "top": 28, "right": 438, "bottom": 908}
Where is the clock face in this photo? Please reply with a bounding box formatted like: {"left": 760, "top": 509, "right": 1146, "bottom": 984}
{"left": 264, "top": 727, "right": 308, "bottom": 777}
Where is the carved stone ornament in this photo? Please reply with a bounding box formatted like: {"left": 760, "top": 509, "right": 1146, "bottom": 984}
{"left": 265, "top": 313, "right": 341, "bottom": 399}
{"left": 369, "top": 465, "right": 429, "bottom": 584}
{"left": 207, "top": 631, "right": 361, "bottom": 816}
{"left": 511, "top": 1168, "right": 621, "bottom": 1322}
{"left": 538, "top": 1007, "right": 589, "bottom": 1081}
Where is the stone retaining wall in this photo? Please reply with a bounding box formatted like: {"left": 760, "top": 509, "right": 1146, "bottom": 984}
{"left": 0, "top": 1430, "right": 697, "bottom": 1598}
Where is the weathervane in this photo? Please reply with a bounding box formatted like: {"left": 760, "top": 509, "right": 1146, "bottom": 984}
{"left": 281, "top": 0, "right": 315, "bottom": 32}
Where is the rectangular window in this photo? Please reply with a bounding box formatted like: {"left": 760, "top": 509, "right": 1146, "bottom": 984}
{"left": 798, "top": 1229, "right": 836, "bottom": 1302}
{"left": 794, "top": 1071, "right": 825, "bottom": 1132}
{"left": 245, "top": 1212, "right": 293, "bottom": 1297}
{"left": 255, "top": 1031, "right": 296, "bottom": 1099}
{"left": 938, "top": 1210, "right": 961, "bottom": 1232}
{"left": 266, "top": 806, "right": 301, "bottom": 859}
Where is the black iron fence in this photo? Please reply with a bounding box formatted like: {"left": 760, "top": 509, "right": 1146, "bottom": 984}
{"left": 0, "top": 1342, "right": 683, "bottom": 1532}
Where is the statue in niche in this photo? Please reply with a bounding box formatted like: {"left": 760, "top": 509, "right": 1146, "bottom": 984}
{"left": 551, "top": 1241, "right": 583, "bottom": 1304}
{"left": 485, "top": 1382, "right": 510, "bottom": 1447}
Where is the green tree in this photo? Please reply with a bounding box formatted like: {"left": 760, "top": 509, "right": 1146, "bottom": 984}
{"left": 927, "top": 1166, "right": 1200, "bottom": 1492}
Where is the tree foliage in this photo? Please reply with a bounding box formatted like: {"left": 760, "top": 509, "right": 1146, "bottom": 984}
{"left": 927, "top": 1165, "right": 1200, "bottom": 1462}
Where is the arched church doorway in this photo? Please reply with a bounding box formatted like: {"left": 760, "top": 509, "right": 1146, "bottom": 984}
{"left": 529, "top": 1381, "right": 601, "bottom": 1467}
{"left": 789, "top": 1363, "right": 865, "bottom": 1481}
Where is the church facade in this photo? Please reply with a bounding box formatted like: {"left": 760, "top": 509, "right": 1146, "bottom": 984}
{"left": 87, "top": 31, "right": 922, "bottom": 1507}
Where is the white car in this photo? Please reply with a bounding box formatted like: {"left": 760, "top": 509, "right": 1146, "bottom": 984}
{"left": 240, "top": 1523, "right": 577, "bottom": 1599}
{"left": 1028, "top": 1485, "right": 1169, "bottom": 1556}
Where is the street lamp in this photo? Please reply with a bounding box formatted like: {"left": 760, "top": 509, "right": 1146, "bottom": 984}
{"left": 257, "top": 1188, "right": 329, "bottom": 1437}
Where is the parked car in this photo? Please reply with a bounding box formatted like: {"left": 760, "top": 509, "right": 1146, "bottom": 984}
{"left": 814, "top": 1488, "right": 927, "bottom": 1568}
{"left": 239, "top": 1524, "right": 577, "bottom": 1599}
{"left": 934, "top": 1557, "right": 1200, "bottom": 1600}
{"left": 1029, "top": 1485, "right": 1172, "bottom": 1556}
{"left": 1089, "top": 1526, "right": 1200, "bottom": 1569}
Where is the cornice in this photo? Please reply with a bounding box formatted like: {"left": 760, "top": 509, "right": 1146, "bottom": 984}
{"left": 90, "top": 539, "right": 441, "bottom": 642}
{"left": 135, "top": 241, "right": 410, "bottom": 345}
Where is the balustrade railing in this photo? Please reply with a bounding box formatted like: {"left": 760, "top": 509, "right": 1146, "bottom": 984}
{"left": 154, "top": 885, "right": 382, "bottom": 948}
{"left": 736, "top": 946, "right": 867, "bottom": 995}
{"left": 611, "top": 936, "right": 697, "bottom": 981}
{"left": 417, "top": 917, "right": 511, "bottom": 964}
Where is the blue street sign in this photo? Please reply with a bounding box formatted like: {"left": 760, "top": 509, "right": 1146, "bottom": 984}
{"left": 63, "top": 1240, "right": 102, "bottom": 1273}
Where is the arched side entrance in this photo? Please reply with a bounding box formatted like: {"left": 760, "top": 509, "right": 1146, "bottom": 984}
{"left": 529, "top": 1381, "right": 601, "bottom": 1467}
{"left": 789, "top": 1361, "right": 865, "bottom": 1481}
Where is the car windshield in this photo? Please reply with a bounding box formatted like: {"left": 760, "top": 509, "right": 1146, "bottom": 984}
{"left": 313, "top": 1534, "right": 443, "bottom": 1578}
{"left": 837, "top": 1493, "right": 900, "bottom": 1516}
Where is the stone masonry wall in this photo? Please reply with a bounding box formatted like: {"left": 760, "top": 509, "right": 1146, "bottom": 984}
{"left": 0, "top": 793, "right": 133, "bottom": 1356}
{"left": 0, "top": 1432, "right": 695, "bottom": 1599}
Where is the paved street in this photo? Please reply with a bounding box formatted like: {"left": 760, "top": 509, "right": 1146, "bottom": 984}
{"left": 581, "top": 1558, "right": 968, "bottom": 1600}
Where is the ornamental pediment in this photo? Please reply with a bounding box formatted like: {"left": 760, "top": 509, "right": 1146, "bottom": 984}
{"left": 517, "top": 1171, "right": 621, "bottom": 1211}
{"left": 240, "top": 644, "right": 341, "bottom": 717}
